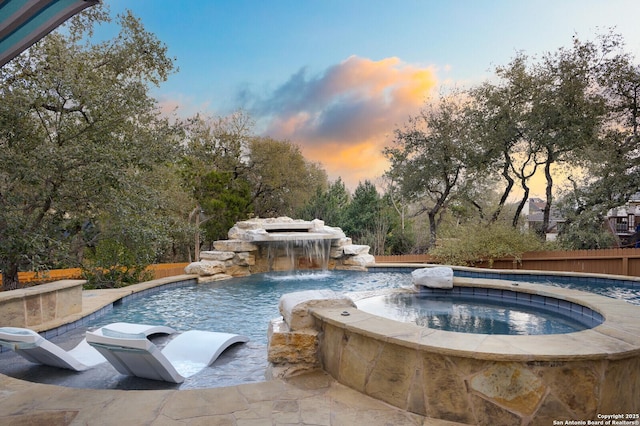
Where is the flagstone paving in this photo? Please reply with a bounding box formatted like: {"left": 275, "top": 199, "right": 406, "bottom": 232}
{"left": 0, "top": 369, "right": 467, "bottom": 425}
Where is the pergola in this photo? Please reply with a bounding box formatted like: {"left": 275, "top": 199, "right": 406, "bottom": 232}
{"left": 0, "top": 0, "right": 99, "bottom": 67}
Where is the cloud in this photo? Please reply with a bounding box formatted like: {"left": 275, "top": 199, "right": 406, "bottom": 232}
{"left": 245, "top": 56, "right": 439, "bottom": 190}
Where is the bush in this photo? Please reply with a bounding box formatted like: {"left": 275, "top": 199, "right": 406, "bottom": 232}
{"left": 430, "top": 222, "right": 546, "bottom": 267}
{"left": 82, "top": 238, "right": 154, "bottom": 289}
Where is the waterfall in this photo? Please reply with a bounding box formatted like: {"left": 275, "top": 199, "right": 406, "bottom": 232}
{"left": 265, "top": 238, "right": 332, "bottom": 272}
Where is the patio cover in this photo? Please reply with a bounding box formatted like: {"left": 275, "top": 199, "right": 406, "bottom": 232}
{"left": 0, "top": 0, "right": 99, "bottom": 67}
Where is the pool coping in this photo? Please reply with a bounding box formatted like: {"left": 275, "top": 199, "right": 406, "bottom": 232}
{"left": 313, "top": 275, "right": 640, "bottom": 362}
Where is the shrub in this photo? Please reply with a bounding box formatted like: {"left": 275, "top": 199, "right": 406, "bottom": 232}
{"left": 82, "top": 238, "right": 154, "bottom": 289}
{"left": 430, "top": 222, "right": 546, "bottom": 267}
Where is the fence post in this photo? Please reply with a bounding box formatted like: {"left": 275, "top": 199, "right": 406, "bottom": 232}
{"left": 622, "top": 254, "right": 629, "bottom": 276}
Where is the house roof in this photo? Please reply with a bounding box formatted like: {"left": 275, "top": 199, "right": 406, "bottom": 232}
{"left": 526, "top": 198, "right": 565, "bottom": 223}
{"left": 0, "top": 0, "right": 98, "bottom": 67}
{"left": 608, "top": 205, "right": 640, "bottom": 218}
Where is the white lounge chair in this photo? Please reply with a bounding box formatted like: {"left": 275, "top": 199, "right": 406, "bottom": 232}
{"left": 0, "top": 323, "right": 176, "bottom": 372}
{"left": 86, "top": 327, "right": 249, "bottom": 383}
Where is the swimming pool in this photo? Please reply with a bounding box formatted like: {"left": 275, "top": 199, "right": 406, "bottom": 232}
{"left": 1, "top": 269, "right": 639, "bottom": 390}
{"left": 0, "top": 271, "right": 412, "bottom": 390}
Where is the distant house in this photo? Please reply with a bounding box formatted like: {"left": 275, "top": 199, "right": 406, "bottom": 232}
{"left": 606, "top": 191, "right": 640, "bottom": 247}
{"left": 525, "top": 198, "right": 566, "bottom": 241}
{"left": 525, "top": 193, "right": 640, "bottom": 247}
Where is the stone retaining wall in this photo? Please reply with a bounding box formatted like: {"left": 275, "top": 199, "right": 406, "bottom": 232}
{"left": 0, "top": 280, "right": 84, "bottom": 327}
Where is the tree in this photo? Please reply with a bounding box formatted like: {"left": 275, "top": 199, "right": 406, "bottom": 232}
{"left": 296, "top": 178, "right": 349, "bottom": 226}
{"left": 467, "top": 34, "right": 627, "bottom": 235}
{"left": 384, "top": 93, "right": 479, "bottom": 249}
{"left": 469, "top": 55, "right": 544, "bottom": 227}
{"left": 196, "top": 170, "right": 252, "bottom": 245}
{"left": 550, "top": 33, "right": 640, "bottom": 248}
{"left": 180, "top": 111, "right": 254, "bottom": 255}
{"left": 342, "top": 180, "right": 409, "bottom": 255}
{"left": 529, "top": 38, "right": 608, "bottom": 234}
{"left": 181, "top": 111, "right": 253, "bottom": 178}
{"left": 247, "top": 137, "right": 327, "bottom": 217}
{"left": 0, "top": 7, "right": 177, "bottom": 290}
{"left": 342, "top": 180, "right": 382, "bottom": 241}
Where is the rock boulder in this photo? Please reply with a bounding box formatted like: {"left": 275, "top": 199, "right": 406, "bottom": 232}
{"left": 411, "top": 266, "right": 454, "bottom": 289}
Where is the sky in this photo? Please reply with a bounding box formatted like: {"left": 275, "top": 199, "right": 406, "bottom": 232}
{"left": 94, "top": 0, "right": 640, "bottom": 193}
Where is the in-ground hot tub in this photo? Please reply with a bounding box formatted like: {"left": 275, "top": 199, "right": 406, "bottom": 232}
{"left": 356, "top": 283, "right": 604, "bottom": 335}
{"left": 275, "top": 276, "right": 640, "bottom": 424}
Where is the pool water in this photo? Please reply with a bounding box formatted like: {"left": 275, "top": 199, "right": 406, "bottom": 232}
{"left": 544, "top": 280, "right": 640, "bottom": 306}
{"left": 356, "top": 293, "right": 593, "bottom": 335}
{"left": 89, "top": 270, "right": 412, "bottom": 345}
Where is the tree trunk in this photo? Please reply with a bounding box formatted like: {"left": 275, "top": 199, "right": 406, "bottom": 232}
{"left": 428, "top": 211, "right": 438, "bottom": 249}
{"left": 542, "top": 155, "right": 554, "bottom": 235}
{"left": 2, "top": 262, "right": 20, "bottom": 291}
{"left": 513, "top": 184, "right": 530, "bottom": 228}
{"left": 491, "top": 155, "right": 515, "bottom": 223}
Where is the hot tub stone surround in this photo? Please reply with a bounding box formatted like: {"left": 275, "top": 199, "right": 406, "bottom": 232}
{"left": 185, "top": 217, "right": 375, "bottom": 282}
{"left": 268, "top": 277, "right": 640, "bottom": 424}
{"left": 267, "top": 289, "right": 356, "bottom": 380}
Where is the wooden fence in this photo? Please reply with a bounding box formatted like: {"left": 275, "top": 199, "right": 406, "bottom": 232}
{"left": 0, "top": 263, "right": 190, "bottom": 286}
{"left": 375, "top": 248, "right": 640, "bottom": 277}
{"left": 6, "top": 248, "right": 640, "bottom": 286}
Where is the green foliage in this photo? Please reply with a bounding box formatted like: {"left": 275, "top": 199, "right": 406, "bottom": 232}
{"left": 430, "top": 223, "right": 546, "bottom": 267}
{"left": 0, "top": 5, "right": 177, "bottom": 290}
{"left": 342, "top": 181, "right": 409, "bottom": 255}
{"left": 557, "top": 222, "right": 617, "bottom": 250}
{"left": 198, "top": 170, "right": 252, "bottom": 243}
{"left": 555, "top": 205, "right": 618, "bottom": 250}
{"left": 81, "top": 178, "right": 178, "bottom": 288}
{"left": 82, "top": 238, "right": 154, "bottom": 289}
{"left": 385, "top": 228, "right": 415, "bottom": 255}
{"left": 342, "top": 181, "right": 381, "bottom": 238}
{"left": 297, "top": 179, "right": 411, "bottom": 255}
{"left": 248, "top": 137, "right": 327, "bottom": 217}
{"left": 296, "top": 178, "right": 349, "bottom": 226}
{"left": 384, "top": 92, "right": 479, "bottom": 248}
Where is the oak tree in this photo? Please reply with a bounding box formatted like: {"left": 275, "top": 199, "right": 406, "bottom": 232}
{"left": 0, "top": 7, "right": 177, "bottom": 289}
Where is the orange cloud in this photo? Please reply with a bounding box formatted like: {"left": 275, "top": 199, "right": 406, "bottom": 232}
{"left": 303, "top": 139, "right": 390, "bottom": 188}
{"left": 249, "top": 56, "right": 439, "bottom": 190}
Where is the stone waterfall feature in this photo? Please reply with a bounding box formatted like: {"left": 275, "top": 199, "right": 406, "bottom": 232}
{"left": 185, "top": 217, "right": 375, "bottom": 283}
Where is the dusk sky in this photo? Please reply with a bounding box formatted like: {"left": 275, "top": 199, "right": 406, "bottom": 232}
{"left": 95, "top": 0, "right": 640, "bottom": 192}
